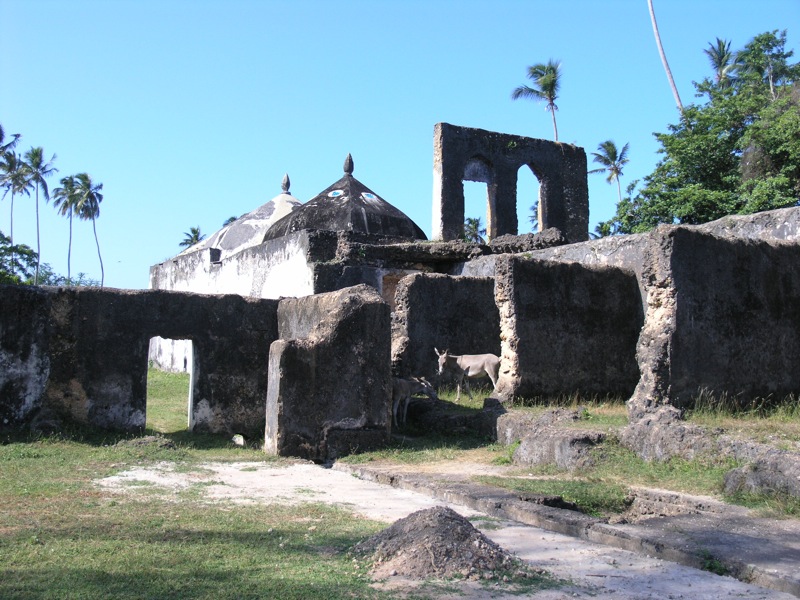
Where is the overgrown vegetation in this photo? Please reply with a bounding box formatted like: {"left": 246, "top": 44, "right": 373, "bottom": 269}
{"left": 599, "top": 30, "right": 800, "bottom": 236}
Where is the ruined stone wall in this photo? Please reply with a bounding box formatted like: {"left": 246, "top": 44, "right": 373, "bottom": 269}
{"left": 432, "top": 123, "right": 588, "bottom": 244}
{"left": 494, "top": 256, "right": 643, "bottom": 400}
{"left": 631, "top": 227, "right": 800, "bottom": 416}
{"left": 0, "top": 286, "right": 278, "bottom": 436}
{"left": 265, "top": 285, "right": 391, "bottom": 461}
{"left": 391, "top": 273, "right": 500, "bottom": 381}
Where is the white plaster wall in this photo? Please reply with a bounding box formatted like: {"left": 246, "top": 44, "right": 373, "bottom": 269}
{"left": 148, "top": 337, "right": 193, "bottom": 373}
{"left": 148, "top": 236, "right": 314, "bottom": 369}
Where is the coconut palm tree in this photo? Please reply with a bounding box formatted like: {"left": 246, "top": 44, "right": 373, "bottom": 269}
{"left": 180, "top": 226, "right": 206, "bottom": 248}
{"left": 52, "top": 175, "right": 80, "bottom": 284}
{"left": 511, "top": 59, "right": 562, "bottom": 141}
{"left": 0, "top": 152, "right": 31, "bottom": 277}
{"left": 588, "top": 140, "right": 630, "bottom": 203}
{"left": 0, "top": 125, "right": 21, "bottom": 154}
{"left": 647, "top": 0, "right": 684, "bottom": 116}
{"left": 74, "top": 173, "right": 104, "bottom": 287}
{"left": 21, "top": 147, "right": 57, "bottom": 284}
{"left": 463, "top": 217, "right": 486, "bottom": 244}
{"left": 704, "top": 38, "right": 741, "bottom": 88}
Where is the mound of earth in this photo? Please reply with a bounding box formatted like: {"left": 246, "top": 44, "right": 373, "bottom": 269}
{"left": 114, "top": 434, "right": 177, "bottom": 450}
{"left": 354, "top": 506, "right": 528, "bottom": 581}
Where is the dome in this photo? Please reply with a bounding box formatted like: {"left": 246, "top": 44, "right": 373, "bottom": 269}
{"left": 264, "top": 155, "right": 427, "bottom": 242}
{"left": 180, "top": 174, "right": 301, "bottom": 260}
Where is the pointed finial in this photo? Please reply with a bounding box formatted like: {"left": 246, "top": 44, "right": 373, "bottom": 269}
{"left": 281, "top": 173, "right": 290, "bottom": 193}
{"left": 344, "top": 153, "right": 354, "bottom": 175}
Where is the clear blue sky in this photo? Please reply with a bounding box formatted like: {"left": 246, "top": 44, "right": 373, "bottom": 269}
{"left": 2, "top": 0, "right": 797, "bottom": 289}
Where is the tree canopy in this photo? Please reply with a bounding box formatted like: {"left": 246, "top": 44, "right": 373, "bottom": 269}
{"left": 599, "top": 30, "right": 800, "bottom": 236}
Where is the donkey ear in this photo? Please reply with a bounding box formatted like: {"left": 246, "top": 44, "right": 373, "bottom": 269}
{"left": 434, "top": 348, "right": 440, "bottom": 356}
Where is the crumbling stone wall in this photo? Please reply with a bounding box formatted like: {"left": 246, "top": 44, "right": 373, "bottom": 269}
{"left": 432, "top": 122, "right": 588, "bottom": 244}
{"left": 630, "top": 226, "right": 800, "bottom": 418}
{"left": 0, "top": 285, "right": 278, "bottom": 436}
{"left": 391, "top": 273, "right": 500, "bottom": 382}
{"left": 494, "top": 256, "right": 642, "bottom": 400}
{"left": 265, "top": 285, "right": 391, "bottom": 461}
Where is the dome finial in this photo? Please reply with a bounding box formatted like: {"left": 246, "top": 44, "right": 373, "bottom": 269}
{"left": 344, "top": 153, "right": 354, "bottom": 175}
{"left": 281, "top": 173, "right": 290, "bottom": 193}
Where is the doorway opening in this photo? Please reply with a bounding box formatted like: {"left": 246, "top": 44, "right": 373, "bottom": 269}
{"left": 517, "top": 165, "right": 542, "bottom": 234}
{"left": 146, "top": 336, "right": 194, "bottom": 433}
{"left": 463, "top": 180, "right": 489, "bottom": 242}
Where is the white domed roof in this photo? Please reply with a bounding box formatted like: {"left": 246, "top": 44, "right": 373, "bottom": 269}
{"left": 179, "top": 174, "right": 301, "bottom": 260}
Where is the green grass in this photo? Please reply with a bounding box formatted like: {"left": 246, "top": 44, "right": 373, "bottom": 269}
{"left": 0, "top": 371, "right": 393, "bottom": 599}
{"left": 146, "top": 368, "right": 191, "bottom": 433}
{"left": 475, "top": 475, "right": 630, "bottom": 518}
{"left": 686, "top": 392, "right": 800, "bottom": 448}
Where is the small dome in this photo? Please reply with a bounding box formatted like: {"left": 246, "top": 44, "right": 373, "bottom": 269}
{"left": 264, "top": 155, "right": 427, "bottom": 242}
{"left": 180, "top": 174, "right": 301, "bottom": 260}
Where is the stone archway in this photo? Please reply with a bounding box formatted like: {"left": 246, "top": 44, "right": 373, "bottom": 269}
{"left": 432, "top": 122, "right": 588, "bottom": 243}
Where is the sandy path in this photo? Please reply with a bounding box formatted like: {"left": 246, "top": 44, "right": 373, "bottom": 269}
{"left": 98, "top": 461, "right": 794, "bottom": 599}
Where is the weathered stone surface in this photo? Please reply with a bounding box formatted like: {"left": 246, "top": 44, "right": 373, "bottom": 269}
{"left": 0, "top": 285, "right": 51, "bottom": 428}
{"left": 0, "top": 285, "right": 278, "bottom": 436}
{"left": 619, "top": 407, "right": 717, "bottom": 462}
{"left": 432, "top": 123, "right": 588, "bottom": 244}
{"left": 494, "top": 256, "right": 642, "bottom": 401}
{"left": 630, "top": 226, "right": 800, "bottom": 419}
{"left": 724, "top": 454, "right": 800, "bottom": 499}
{"left": 391, "top": 273, "right": 500, "bottom": 381}
{"left": 265, "top": 285, "right": 391, "bottom": 461}
{"left": 514, "top": 427, "right": 605, "bottom": 471}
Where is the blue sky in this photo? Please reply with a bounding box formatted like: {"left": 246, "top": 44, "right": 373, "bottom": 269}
{"left": 2, "top": 0, "right": 797, "bottom": 289}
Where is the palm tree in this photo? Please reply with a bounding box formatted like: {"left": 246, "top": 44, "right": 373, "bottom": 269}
{"left": 647, "top": 0, "right": 684, "bottom": 116}
{"left": 511, "top": 59, "right": 562, "bottom": 141}
{"left": 588, "top": 140, "right": 630, "bottom": 203}
{"left": 52, "top": 175, "right": 80, "bottom": 284}
{"left": 528, "top": 201, "right": 540, "bottom": 233}
{"left": 180, "top": 226, "right": 206, "bottom": 248}
{"left": 704, "top": 38, "right": 740, "bottom": 88}
{"left": 21, "top": 147, "right": 57, "bottom": 284}
{"left": 463, "top": 217, "right": 486, "bottom": 244}
{"left": 74, "top": 173, "right": 104, "bottom": 287}
{"left": 0, "top": 125, "right": 21, "bottom": 154}
{"left": 0, "top": 152, "right": 31, "bottom": 277}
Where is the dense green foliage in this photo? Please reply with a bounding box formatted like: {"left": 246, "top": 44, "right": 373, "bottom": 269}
{"left": 600, "top": 30, "right": 800, "bottom": 235}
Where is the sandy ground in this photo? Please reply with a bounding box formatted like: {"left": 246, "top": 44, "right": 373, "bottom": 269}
{"left": 98, "top": 461, "right": 794, "bottom": 599}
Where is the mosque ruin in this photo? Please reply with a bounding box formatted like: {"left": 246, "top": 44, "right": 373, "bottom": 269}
{"left": 2, "top": 122, "right": 800, "bottom": 466}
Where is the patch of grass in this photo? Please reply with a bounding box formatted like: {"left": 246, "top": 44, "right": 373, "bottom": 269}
{"left": 475, "top": 475, "right": 630, "bottom": 518}
{"left": 724, "top": 489, "right": 800, "bottom": 518}
{"left": 146, "top": 368, "right": 191, "bottom": 433}
{"left": 586, "top": 437, "right": 739, "bottom": 496}
{"left": 687, "top": 392, "right": 800, "bottom": 448}
{"left": 340, "top": 433, "right": 498, "bottom": 465}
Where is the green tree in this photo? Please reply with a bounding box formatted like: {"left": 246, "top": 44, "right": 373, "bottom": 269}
{"left": 223, "top": 216, "right": 237, "bottom": 226}
{"left": 462, "top": 217, "right": 486, "bottom": 244}
{"left": 589, "top": 141, "right": 630, "bottom": 203}
{"left": 529, "top": 202, "right": 540, "bottom": 233}
{"left": 180, "top": 226, "right": 206, "bottom": 248}
{"left": 647, "top": 0, "right": 685, "bottom": 116}
{"left": 52, "top": 175, "right": 81, "bottom": 284}
{"left": 0, "top": 231, "right": 36, "bottom": 284}
{"left": 22, "top": 147, "right": 57, "bottom": 284}
{"left": 511, "top": 59, "right": 562, "bottom": 141}
{"left": 599, "top": 30, "right": 799, "bottom": 235}
{"left": 0, "top": 152, "right": 31, "bottom": 273}
{"left": 704, "top": 38, "right": 741, "bottom": 89}
{"left": 0, "top": 125, "right": 21, "bottom": 154}
{"left": 74, "top": 173, "right": 104, "bottom": 287}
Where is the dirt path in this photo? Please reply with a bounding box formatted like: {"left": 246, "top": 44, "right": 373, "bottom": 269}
{"left": 98, "top": 461, "right": 794, "bottom": 599}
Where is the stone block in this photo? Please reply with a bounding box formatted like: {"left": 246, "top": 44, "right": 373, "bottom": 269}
{"left": 265, "top": 285, "right": 391, "bottom": 461}
{"left": 494, "top": 256, "right": 642, "bottom": 401}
